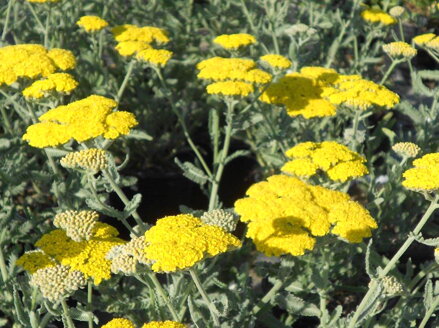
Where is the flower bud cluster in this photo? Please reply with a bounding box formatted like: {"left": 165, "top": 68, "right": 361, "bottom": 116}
{"left": 54, "top": 210, "right": 99, "bottom": 242}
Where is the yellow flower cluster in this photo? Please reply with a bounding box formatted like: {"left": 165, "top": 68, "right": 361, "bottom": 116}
{"left": 112, "top": 24, "right": 172, "bottom": 65}
{"left": 22, "top": 95, "right": 138, "bottom": 148}
{"left": 26, "top": 0, "right": 60, "bottom": 3}
{"left": 0, "top": 44, "right": 76, "bottom": 87}
{"left": 22, "top": 73, "right": 78, "bottom": 99}
{"left": 383, "top": 41, "right": 417, "bottom": 59}
{"left": 213, "top": 33, "right": 256, "bottom": 50}
{"left": 60, "top": 148, "right": 108, "bottom": 172}
{"left": 392, "top": 142, "right": 420, "bottom": 158}
{"left": 53, "top": 210, "right": 99, "bottom": 242}
{"left": 260, "top": 54, "right": 292, "bottom": 69}
{"left": 16, "top": 250, "right": 56, "bottom": 274}
{"left": 282, "top": 141, "right": 368, "bottom": 182}
{"left": 101, "top": 319, "right": 185, "bottom": 328}
{"left": 234, "top": 175, "right": 377, "bottom": 256}
{"left": 77, "top": 16, "right": 109, "bottom": 33}
{"left": 260, "top": 66, "right": 399, "bottom": 118}
{"left": 102, "top": 319, "right": 136, "bottom": 328}
{"left": 107, "top": 236, "right": 148, "bottom": 275}
{"left": 360, "top": 8, "right": 397, "bottom": 25}
{"left": 197, "top": 56, "right": 271, "bottom": 97}
{"left": 412, "top": 33, "right": 436, "bottom": 46}
{"left": 30, "top": 265, "right": 86, "bottom": 302}
{"left": 144, "top": 214, "right": 241, "bottom": 272}
{"left": 402, "top": 153, "right": 439, "bottom": 192}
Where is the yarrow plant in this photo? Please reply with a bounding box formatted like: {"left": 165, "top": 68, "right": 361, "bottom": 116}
{"left": 3, "top": 1, "right": 439, "bottom": 328}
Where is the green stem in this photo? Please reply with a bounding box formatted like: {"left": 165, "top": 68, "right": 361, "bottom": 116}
{"left": 0, "top": 244, "right": 9, "bottom": 283}
{"left": 189, "top": 268, "right": 220, "bottom": 327}
{"left": 116, "top": 60, "right": 135, "bottom": 104}
{"left": 26, "top": 2, "right": 45, "bottom": 33}
{"left": 148, "top": 273, "right": 180, "bottom": 321}
{"left": 61, "top": 299, "right": 76, "bottom": 328}
{"left": 87, "top": 281, "right": 93, "bottom": 328}
{"left": 1, "top": 0, "right": 15, "bottom": 42}
{"left": 380, "top": 60, "right": 400, "bottom": 85}
{"left": 0, "top": 106, "right": 13, "bottom": 134}
{"left": 419, "top": 295, "right": 439, "bottom": 328}
{"left": 348, "top": 196, "right": 439, "bottom": 328}
{"left": 208, "top": 100, "right": 235, "bottom": 211}
{"left": 102, "top": 169, "right": 146, "bottom": 230}
{"left": 44, "top": 4, "right": 52, "bottom": 48}
{"left": 153, "top": 67, "right": 212, "bottom": 177}
{"left": 252, "top": 279, "right": 285, "bottom": 314}
{"left": 426, "top": 49, "right": 439, "bottom": 65}
{"left": 351, "top": 110, "right": 361, "bottom": 150}
{"left": 240, "top": 0, "right": 256, "bottom": 32}
{"left": 98, "top": 30, "right": 104, "bottom": 59}
{"left": 398, "top": 20, "right": 405, "bottom": 42}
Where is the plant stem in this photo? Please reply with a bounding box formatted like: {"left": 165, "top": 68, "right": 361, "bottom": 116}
{"left": 189, "top": 268, "right": 220, "bottom": 326}
{"left": 87, "top": 280, "right": 93, "bottom": 328}
{"left": 44, "top": 4, "right": 52, "bottom": 48}
{"left": 351, "top": 109, "right": 361, "bottom": 150}
{"left": 26, "top": 2, "right": 45, "bottom": 33}
{"left": 61, "top": 299, "right": 76, "bottom": 328}
{"left": 153, "top": 67, "right": 212, "bottom": 177}
{"left": 208, "top": 100, "right": 235, "bottom": 211}
{"left": 147, "top": 273, "right": 180, "bottom": 321}
{"left": 98, "top": 30, "right": 104, "bottom": 59}
{"left": 102, "top": 169, "right": 146, "bottom": 230}
{"left": 348, "top": 196, "right": 439, "bottom": 328}
{"left": 1, "top": 0, "right": 15, "bottom": 42}
{"left": 380, "top": 60, "right": 400, "bottom": 85}
{"left": 419, "top": 294, "right": 439, "bottom": 328}
{"left": 0, "top": 106, "right": 13, "bottom": 134}
{"left": 0, "top": 244, "right": 9, "bottom": 283}
{"left": 116, "top": 60, "right": 135, "bottom": 104}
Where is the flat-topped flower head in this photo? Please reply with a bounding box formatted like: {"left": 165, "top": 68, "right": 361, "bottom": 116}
{"left": 201, "top": 209, "right": 238, "bottom": 232}
{"left": 361, "top": 8, "right": 397, "bottom": 25}
{"left": 389, "top": 6, "right": 405, "bottom": 18}
{"left": 234, "top": 175, "right": 377, "bottom": 256}
{"left": 144, "top": 214, "right": 241, "bottom": 272}
{"left": 107, "top": 235, "right": 148, "bottom": 275}
{"left": 26, "top": 0, "right": 60, "bottom": 3}
{"left": 402, "top": 153, "right": 439, "bottom": 192}
{"left": 32, "top": 222, "right": 124, "bottom": 285}
{"left": 101, "top": 318, "right": 135, "bottom": 328}
{"left": 426, "top": 36, "right": 439, "bottom": 51}
{"left": 142, "top": 322, "right": 186, "bottom": 328}
{"left": 0, "top": 45, "right": 75, "bottom": 87}
{"left": 136, "top": 48, "right": 173, "bottom": 67}
{"left": 213, "top": 33, "right": 256, "bottom": 50}
{"left": 392, "top": 142, "right": 420, "bottom": 158}
{"left": 413, "top": 33, "right": 436, "bottom": 46}
{"left": 260, "top": 54, "right": 292, "bottom": 70}
{"left": 22, "top": 95, "right": 138, "bottom": 148}
{"left": 77, "top": 16, "right": 109, "bottom": 33}
{"left": 30, "top": 265, "right": 86, "bottom": 302}
{"left": 282, "top": 141, "right": 368, "bottom": 182}
{"left": 60, "top": 149, "right": 108, "bottom": 172}
{"left": 383, "top": 42, "right": 417, "bottom": 60}
{"left": 22, "top": 73, "right": 78, "bottom": 99}
{"left": 112, "top": 25, "right": 169, "bottom": 44}
{"left": 116, "top": 41, "right": 151, "bottom": 57}
{"left": 16, "top": 250, "right": 56, "bottom": 274}
{"left": 53, "top": 210, "right": 99, "bottom": 242}
{"left": 206, "top": 81, "right": 254, "bottom": 97}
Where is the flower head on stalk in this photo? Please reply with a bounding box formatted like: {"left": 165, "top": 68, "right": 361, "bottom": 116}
{"left": 213, "top": 33, "right": 256, "bottom": 50}
{"left": 383, "top": 42, "right": 417, "bottom": 60}
{"left": 101, "top": 318, "right": 135, "bottom": 328}
{"left": 360, "top": 8, "right": 397, "bottom": 25}
{"left": 107, "top": 235, "right": 148, "bottom": 275}
{"left": 260, "top": 54, "right": 292, "bottom": 70}
{"left": 60, "top": 148, "right": 108, "bottom": 172}
{"left": 234, "top": 174, "right": 377, "bottom": 257}
{"left": 392, "top": 142, "right": 420, "bottom": 159}
{"left": 77, "top": 16, "right": 109, "bottom": 33}
{"left": 402, "top": 153, "right": 439, "bottom": 192}
{"left": 22, "top": 73, "right": 78, "bottom": 99}
{"left": 143, "top": 214, "right": 241, "bottom": 272}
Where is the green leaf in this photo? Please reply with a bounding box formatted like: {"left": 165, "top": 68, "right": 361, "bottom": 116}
{"left": 174, "top": 158, "right": 209, "bottom": 185}
{"left": 225, "top": 150, "right": 251, "bottom": 165}
{"left": 127, "top": 129, "right": 153, "bottom": 141}
{"left": 122, "top": 193, "right": 142, "bottom": 219}
{"left": 274, "top": 293, "right": 321, "bottom": 317}
{"left": 44, "top": 148, "right": 70, "bottom": 157}
{"left": 424, "top": 279, "right": 433, "bottom": 310}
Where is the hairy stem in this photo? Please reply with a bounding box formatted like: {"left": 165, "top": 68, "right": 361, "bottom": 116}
{"left": 61, "top": 299, "right": 76, "bottom": 328}
{"left": 1, "top": 0, "right": 15, "bottom": 41}
{"left": 116, "top": 60, "right": 135, "bottom": 104}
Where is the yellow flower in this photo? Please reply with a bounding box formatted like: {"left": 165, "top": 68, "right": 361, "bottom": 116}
{"left": 112, "top": 25, "right": 169, "bottom": 44}
{"left": 361, "top": 8, "right": 397, "bottom": 25}
{"left": 115, "top": 41, "right": 151, "bottom": 56}
{"left": 412, "top": 33, "right": 436, "bottom": 46}
{"left": 234, "top": 175, "right": 377, "bottom": 257}
{"left": 60, "top": 149, "right": 108, "bottom": 172}
{"left": 16, "top": 250, "right": 56, "bottom": 274}
{"left": 35, "top": 223, "right": 124, "bottom": 284}
{"left": 77, "top": 16, "right": 109, "bottom": 33}
{"left": 260, "top": 54, "right": 292, "bottom": 69}
{"left": 282, "top": 141, "right": 368, "bottom": 182}
{"left": 402, "top": 153, "right": 439, "bottom": 192}
{"left": 142, "top": 321, "right": 186, "bottom": 328}
{"left": 107, "top": 236, "right": 148, "bottom": 275}
{"left": 101, "top": 318, "right": 135, "bottom": 328}
{"left": 144, "top": 214, "right": 241, "bottom": 272}
{"left": 136, "top": 48, "right": 173, "bottom": 67}
{"left": 26, "top": 0, "right": 60, "bottom": 2}
{"left": 206, "top": 81, "right": 254, "bottom": 97}
{"left": 22, "top": 95, "right": 138, "bottom": 148}
{"left": 22, "top": 73, "right": 78, "bottom": 99}
{"left": 213, "top": 33, "right": 256, "bottom": 50}
{"left": 392, "top": 142, "right": 420, "bottom": 158}
{"left": 0, "top": 44, "right": 75, "bottom": 86}
{"left": 426, "top": 36, "right": 439, "bottom": 51}
{"left": 383, "top": 41, "right": 417, "bottom": 59}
